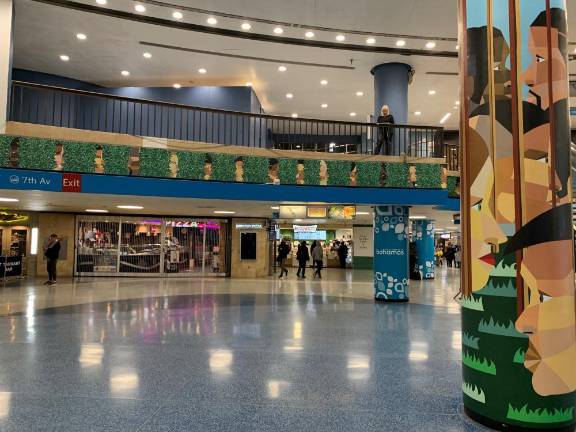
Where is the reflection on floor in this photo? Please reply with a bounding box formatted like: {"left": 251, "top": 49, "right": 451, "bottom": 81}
{"left": 0, "top": 266, "right": 491, "bottom": 431}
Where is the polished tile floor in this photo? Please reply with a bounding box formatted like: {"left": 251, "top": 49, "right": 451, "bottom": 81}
{"left": 0, "top": 267, "right": 490, "bottom": 431}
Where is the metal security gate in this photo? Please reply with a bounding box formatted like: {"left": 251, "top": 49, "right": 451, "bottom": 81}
{"left": 75, "top": 216, "right": 229, "bottom": 277}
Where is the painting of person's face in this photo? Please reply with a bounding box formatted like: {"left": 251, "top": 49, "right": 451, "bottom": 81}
{"left": 524, "top": 27, "right": 567, "bottom": 110}
{"left": 204, "top": 163, "right": 212, "bottom": 178}
{"left": 235, "top": 161, "right": 244, "bottom": 180}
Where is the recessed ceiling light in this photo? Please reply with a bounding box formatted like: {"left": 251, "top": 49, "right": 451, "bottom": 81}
{"left": 198, "top": 68, "right": 207, "bottom": 74}
{"left": 366, "top": 37, "right": 376, "bottom": 45}
{"left": 409, "top": 215, "right": 427, "bottom": 220}
{"left": 95, "top": 0, "right": 106, "bottom": 4}
{"left": 173, "top": 83, "right": 181, "bottom": 89}
{"left": 356, "top": 211, "right": 370, "bottom": 215}
{"left": 439, "top": 112, "right": 452, "bottom": 124}
{"left": 428, "top": 90, "right": 436, "bottom": 95}
{"left": 305, "top": 31, "right": 315, "bottom": 38}
{"left": 117, "top": 205, "right": 143, "bottom": 210}
{"left": 350, "top": 112, "right": 357, "bottom": 117}
{"left": 245, "top": 82, "right": 253, "bottom": 87}
{"left": 291, "top": 113, "right": 298, "bottom": 118}
{"left": 143, "top": 52, "right": 152, "bottom": 59}
{"left": 121, "top": 70, "right": 130, "bottom": 76}
{"left": 241, "top": 22, "right": 251, "bottom": 30}
{"left": 214, "top": 210, "right": 236, "bottom": 214}
{"left": 206, "top": 17, "right": 218, "bottom": 25}
{"left": 335, "top": 34, "right": 346, "bottom": 42}
{"left": 271, "top": 206, "right": 280, "bottom": 210}
{"left": 286, "top": 93, "right": 294, "bottom": 99}
{"left": 395, "top": 40, "right": 406, "bottom": 47}
{"left": 86, "top": 209, "right": 109, "bottom": 213}
{"left": 321, "top": 103, "right": 328, "bottom": 108}
{"left": 320, "top": 79, "right": 328, "bottom": 86}
{"left": 273, "top": 27, "right": 284, "bottom": 35}
{"left": 296, "top": 145, "right": 301, "bottom": 148}
{"left": 134, "top": 4, "right": 146, "bottom": 13}
{"left": 76, "top": 33, "right": 87, "bottom": 40}
{"left": 172, "top": 11, "right": 183, "bottom": 19}
{"left": 455, "top": 45, "right": 460, "bottom": 50}
{"left": 59, "top": 55, "right": 70, "bottom": 61}
{"left": 0, "top": 198, "right": 19, "bottom": 202}
{"left": 414, "top": 111, "right": 422, "bottom": 115}
{"left": 425, "top": 41, "right": 436, "bottom": 49}
{"left": 455, "top": 101, "right": 460, "bottom": 105}
{"left": 453, "top": 105, "right": 458, "bottom": 110}
{"left": 356, "top": 91, "right": 364, "bottom": 96}
{"left": 278, "top": 65, "right": 287, "bottom": 72}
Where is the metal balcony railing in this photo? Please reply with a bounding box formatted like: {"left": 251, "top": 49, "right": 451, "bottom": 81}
{"left": 9, "top": 80, "right": 454, "bottom": 160}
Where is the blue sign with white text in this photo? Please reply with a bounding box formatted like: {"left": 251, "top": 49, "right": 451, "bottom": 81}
{"left": 0, "top": 169, "right": 62, "bottom": 192}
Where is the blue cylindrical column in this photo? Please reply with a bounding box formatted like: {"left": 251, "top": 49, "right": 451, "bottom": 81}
{"left": 412, "top": 219, "right": 435, "bottom": 279}
{"left": 371, "top": 62, "right": 411, "bottom": 124}
{"left": 373, "top": 205, "right": 409, "bottom": 302}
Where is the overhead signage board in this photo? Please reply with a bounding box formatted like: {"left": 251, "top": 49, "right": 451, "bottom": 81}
{"left": 279, "top": 205, "right": 307, "bottom": 219}
{"left": 328, "top": 205, "right": 356, "bottom": 220}
{"left": 293, "top": 225, "right": 317, "bottom": 233}
{"left": 235, "top": 223, "right": 264, "bottom": 230}
{"left": 307, "top": 207, "right": 327, "bottom": 218}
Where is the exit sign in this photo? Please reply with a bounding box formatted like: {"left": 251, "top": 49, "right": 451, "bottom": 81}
{"left": 62, "top": 173, "right": 82, "bottom": 192}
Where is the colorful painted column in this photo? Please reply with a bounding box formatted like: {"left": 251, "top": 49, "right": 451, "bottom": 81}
{"left": 373, "top": 205, "right": 409, "bottom": 302}
{"left": 459, "top": 0, "right": 576, "bottom": 430}
{"left": 412, "top": 219, "right": 435, "bottom": 279}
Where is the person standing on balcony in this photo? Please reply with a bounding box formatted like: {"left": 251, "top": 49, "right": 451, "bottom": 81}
{"left": 374, "top": 105, "right": 395, "bottom": 155}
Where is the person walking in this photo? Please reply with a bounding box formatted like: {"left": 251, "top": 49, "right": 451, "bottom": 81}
{"left": 296, "top": 241, "right": 310, "bottom": 278}
{"left": 454, "top": 246, "right": 462, "bottom": 269}
{"left": 43, "top": 233, "right": 61, "bottom": 285}
{"left": 374, "top": 105, "right": 395, "bottom": 155}
{"left": 311, "top": 241, "right": 324, "bottom": 279}
{"left": 338, "top": 242, "right": 349, "bottom": 269}
{"left": 277, "top": 238, "right": 290, "bottom": 278}
{"left": 445, "top": 244, "right": 455, "bottom": 268}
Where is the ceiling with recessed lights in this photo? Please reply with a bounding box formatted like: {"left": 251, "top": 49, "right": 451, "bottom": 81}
{"left": 10, "top": 0, "right": 576, "bottom": 129}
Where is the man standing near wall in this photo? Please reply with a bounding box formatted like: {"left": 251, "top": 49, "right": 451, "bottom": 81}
{"left": 43, "top": 234, "right": 61, "bottom": 285}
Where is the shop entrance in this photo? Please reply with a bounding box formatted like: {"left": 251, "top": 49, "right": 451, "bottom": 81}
{"left": 75, "top": 216, "right": 229, "bottom": 277}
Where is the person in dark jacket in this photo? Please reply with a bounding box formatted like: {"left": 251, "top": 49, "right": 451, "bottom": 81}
{"left": 296, "top": 241, "right": 310, "bottom": 278}
{"left": 374, "top": 105, "right": 395, "bottom": 155}
{"left": 43, "top": 233, "right": 61, "bottom": 285}
{"left": 277, "top": 238, "right": 290, "bottom": 278}
{"left": 338, "top": 242, "right": 349, "bottom": 269}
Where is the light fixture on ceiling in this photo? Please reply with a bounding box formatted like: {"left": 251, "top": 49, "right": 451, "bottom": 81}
{"left": 271, "top": 206, "right": 280, "bottom": 210}
{"left": 214, "top": 210, "right": 236, "bottom": 214}
{"left": 121, "top": 70, "right": 130, "bottom": 76}
{"left": 241, "top": 22, "right": 252, "bottom": 30}
{"left": 409, "top": 215, "right": 427, "bottom": 220}
{"left": 245, "top": 82, "right": 253, "bottom": 87}
{"left": 173, "top": 83, "right": 181, "bottom": 89}
{"left": 206, "top": 17, "right": 218, "bottom": 25}
{"left": 350, "top": 112, "right": 357, "bottom": 117}
{"left": 273, "top": 27, "right": 284, "bottom": 35}
{"left": 335, "top": 34, "right": 346, "bottom": 42}
{"left": 59, "top": 54, "right": 70, "bottom": 62}
{"left": 95, "top": 0, "right": 107, "bottom": 4}
{"left": 278, "top": 65, "right": 287, "bottom": 72}
{"left": 76, "top": 33, "right": 87, "bottom": 40}
{"left": 428, "top": 90, "right": 436, "bottom": 95}
{"left": 320, "top": 79, "right": 328, "bottom": 86}
{"left": 439, "top": 112, "right": 452, "bottom": 124}
{"left": 134, "top": 4, "right": 146, "bottom": 13}
{"left": 455, "top": 101, "right": 460, "bottom": 105}
{"left": 143, "top": 52, "right": 152, "bottom": 59}
{"left": 117, "top": 205, "right": 143, "bottom": 210}
{"left": 356, "top": 211, "right": 370, "bottom": 215}
{"left": 305, "top": 31, "right": 315, "bottom": 38}
{"left": 455, "top": 45, "right": 460, "bottom": 50}
{"left": 291, "top": 113, "right": 298, "bottom": 118}
{"left": 172, "top": 11, "right": 183, "bottom": 19}
{"left": 296, "top": 145, "right": 301, "bottom": 148}
{"left": 414, "top": 111, "right": 422, "bottom": 116}
{"left": 198, "top": 68, "right": 207, "bottom": 74}
{"left": 395, "top": 40, "right": 406, "bottom": 47}
{"left": 366, "top": 37, "right": 376, "bottom": 45}
{"left": 425, "top": 41, "right": 436, "bottom": 49}
{"left": 453, "top": 105, "right": 458, "bottom": 110}
{"left": 0, "top": 198, "right": 18, "bottom": 202}
{"left": 321, "top": 103, "right": 328, "bottom": 108}
{"left": 86, "top": 209, "right": 109, "bottom": 213}
{"left": 356, "top": 91, "right": 364, "bottom": 96}
{"left": 286, "top": 93, "right": 294, "bottom": 99}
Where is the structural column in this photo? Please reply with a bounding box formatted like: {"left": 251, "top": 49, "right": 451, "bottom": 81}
{"left": 373, "top": 205, "right": 409, "bottom": 302}
{"left": 371, "top": 63, "right": 410, "bottom": 124}
{"left": 459, "top": 0, "right": 576, "bottom": 430}
{"left": 412, "top": 219, "right": 435, "bottom": 279}
{"left": 0, "top": 0, "right": 12, "bottom": 134}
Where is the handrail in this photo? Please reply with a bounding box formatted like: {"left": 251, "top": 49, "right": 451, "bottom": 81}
{"left": 10, "top": 80, "right": 444, "bottom": 129}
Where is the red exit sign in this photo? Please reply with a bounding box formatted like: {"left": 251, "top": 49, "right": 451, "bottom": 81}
{"left": 62, "top": 173, "right": 82, "bottom": 192}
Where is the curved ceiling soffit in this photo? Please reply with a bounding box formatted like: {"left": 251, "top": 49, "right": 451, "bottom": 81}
{"left": 29, "top": 0, "right": 459, "bottom": 59}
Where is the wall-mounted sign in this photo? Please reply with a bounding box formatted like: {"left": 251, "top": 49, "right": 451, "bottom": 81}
{"left": 453, "top": 214, "right": 461, "bottom": 225}
{"left": 328, "top": 205, "right": 356, "bottom": 220}
{"left": 294, "top": 230, "right": 327, "bottom": 241}
{"left": 279, "top": 205, "right": 307, "bottom": 219}
{"left": 235, "top": 223, "right": 263, "bottom": 230}
{"left": 62, "top": 173, "right": 82, "bottom": 192}
{"left": 307, "top": 207, "right": 327, "bottom": 218}
{"left": 293, "top": 225, "right": 317, "bottom": 233}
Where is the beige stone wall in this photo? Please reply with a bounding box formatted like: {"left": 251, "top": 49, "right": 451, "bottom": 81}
{"left": 230, "top": 218, "right": 269, "bottom": 279}
{"left": 37, "top": 213, "right": 76, "bottom": 278}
